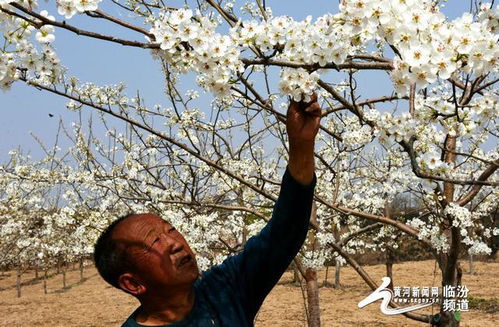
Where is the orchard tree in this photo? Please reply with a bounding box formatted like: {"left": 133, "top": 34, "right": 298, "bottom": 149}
{"left": 0, "top": 1, "right": 498, "bottom": 327}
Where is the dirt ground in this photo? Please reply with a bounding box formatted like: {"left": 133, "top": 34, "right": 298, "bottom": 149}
{"left": 0, "top": 260, "right": 497, "bottom": 327}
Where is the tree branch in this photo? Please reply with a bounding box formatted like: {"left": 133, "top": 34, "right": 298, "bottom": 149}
{"left": 242, "top": 58, "right": 393, "bottom": 71}
{"left": 457, "top": 160, "right": 499, "bottom": 206}
{"left": 10, "top": 3, "right": 157, "bottom": 48}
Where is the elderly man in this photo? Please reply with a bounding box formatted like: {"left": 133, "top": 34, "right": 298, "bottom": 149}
{"left": 94, "top": 96, "right": 321, "bottom": 326}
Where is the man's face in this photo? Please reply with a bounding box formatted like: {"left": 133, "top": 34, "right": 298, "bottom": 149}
{"left": 112, "top": 213, "right": 199, "bottom": 293}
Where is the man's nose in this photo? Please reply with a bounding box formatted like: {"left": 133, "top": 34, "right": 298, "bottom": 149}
{"left": 164, "top": 234, "right": 183, "bottom": 254}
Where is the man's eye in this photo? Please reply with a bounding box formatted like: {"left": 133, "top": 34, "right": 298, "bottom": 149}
{"left": 168, "top": 227, "right": 177, "bottom": 233}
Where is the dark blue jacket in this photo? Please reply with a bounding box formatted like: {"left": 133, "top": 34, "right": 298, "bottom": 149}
{"left": 122, "top": 169, "right": 316, "bottom": 326}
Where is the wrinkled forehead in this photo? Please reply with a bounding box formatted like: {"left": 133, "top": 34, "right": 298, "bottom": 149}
{"left": 112, "top": 213, "right": 168, "bottom": 245}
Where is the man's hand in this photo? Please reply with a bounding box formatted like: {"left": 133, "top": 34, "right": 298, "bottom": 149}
{"left": 286, "top": 94, "right": 321, "bottom": 185}
{"left": 286, "top": 93, "right": 322, "bottom": 143}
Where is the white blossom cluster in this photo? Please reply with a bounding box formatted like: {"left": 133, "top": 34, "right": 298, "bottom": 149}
{"left": 1, "top": 0, "right": 497, "bottom": 102}
{"left": 359, "top": 0, "right": 499, "bottom": 95}
{"left": 147, "top": 7, "right": 357, "bottom": 99}
{"left": 444, "top": 202, "right": 473, "bottom": 229}
{"left": 417, "top": 149, "right": 448, "bottom": 172}
{"left": 302, "top": 249, "right": 332, "bottom": 270}
{"left": 0, "top": 52, "right": 16, "bottom": 89}
{"left": 0, "top": 0, "right": 99, "bottom": 89}
{"left": 408, "top": 217, "right": 450, "bottom": 253}
{"left": 0, "top": 7, "right": 62, "bottom": 89}
{"left": 149, "top": 8, "right": 243, "bottom": 95}
{"left": 278, "top": 68, "right": 319, "bottom": 102}
{"left": 478, "top": 2, "right": 499, "bottom": 32}
{"left": 0, "top": 0, "right": 15, "bottom": 6}
{"left": 375, "top": 112, "right": 418, "bottom": 144}
{"left": 415, "top": 91, "right": 498, "bottom": 139}
{"left": 443, "top": 202, "right": 493, "bottom": 256}
{"left": 56, "top": 0, "right": 102, "bottom": 19}
{"left": 339, "top": 119, "right": 372, "bottom": 146}
{"left": 468, "top": 242, "right": 492, "bottom": 255}
{"left": 0, "top": 156, "right": 108, "bottom": 268}
{"left": 145, "top": 1, "right": 499, "bottom": 100}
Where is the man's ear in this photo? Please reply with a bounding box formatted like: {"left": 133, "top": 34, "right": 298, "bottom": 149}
{"left": 118, "top": 273, "right": 146, "bottom": 296}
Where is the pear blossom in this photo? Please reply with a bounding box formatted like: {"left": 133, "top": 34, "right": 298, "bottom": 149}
{"left": 278, "top": 68, "right": 319, "bottom": 101}
{"left": 74, "top": 0, "right": 101, "bottom": 13}
{"left": 35, "top": 25, "right": 55, "bottom": 43}
{"left": 57, "top": 0, "right": 78, "bottom": 19}
{"left": 418, "top": 151, "right": 443, "bottom": 170}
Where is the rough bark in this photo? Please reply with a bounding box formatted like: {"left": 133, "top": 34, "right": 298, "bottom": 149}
{"left": 290, "top": 261, "right": 301, "bottom": 285}
{"left": 304, "top": 202, "right": 321, "bottom": 327}
{"left": 305, "top": 268, "right": 321, "bottom": 327}
{"left": 334, "top": 259, "right": 341, "bottom": 289}
{"left": 62, "top": 263, "right": 67, "bottom": 289}
{"left": 456, "top": 262, "right": 463, "bottom": 286}
{"left": 435, "top": 135, "right": 460, "bottom": 327}
{"left": 386, "top": 248, "right": 395, "bottom": 291}
{"left": 16, "top": 267, "right": 21, "bottom": 298}
{"left": 43, "top": 269, "right": 48, "bottom": 294}
{"left": 79, "top": 258, "right": 84, "bottom": 282}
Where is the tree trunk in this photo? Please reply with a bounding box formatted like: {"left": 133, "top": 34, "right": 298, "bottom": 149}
{"left": 334, "top": 259, "right": 341, "bottom": 289}
{"left": 35, "top": 268, "right": 38, "bottom": 279}
{"left": 16, "top": 267, "right": 21, "bottom": 298}
{"left": 383, "top": 204, "right": 395, "bottom": 291}
{"left": 468, "top": 254, "right": 474, "bottom": 275}
{"left": 304, "top": 202, "right": 321, "bottom": 327}
{"left": 62, "top": 263, "right": 67, "bottom": 289}
{"left": 305, "top": 267, "right": 321, "bottom": 327}
{"left": 434, "top": 312, "right": 458, "bottom": 327}
{"left": 43, "top": 269, "right": 48, "bottom": 294}
{"left": 435, "top": 235, "right": 461, "bottom": 327}
{"left": 79, "top": 258, "right": 84, "bottom": 282}
{"left": 386, "top": 248, "right": 395, "bottom": 290}
{"left": 292, "top": 264, "right": 301, "bottom": 285}
{"left": 456, "top": 262, "right": 463, "bottom": 286}
{"left": 323, "top": 265, "right": 329, "bottom": 286}
{"left": 433, "top": 135, "right": 460, "bottom": 327}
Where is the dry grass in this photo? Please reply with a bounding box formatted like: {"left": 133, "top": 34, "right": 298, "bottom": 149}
{"left": 0, "top": 260, "right": 497, "bottom": 327}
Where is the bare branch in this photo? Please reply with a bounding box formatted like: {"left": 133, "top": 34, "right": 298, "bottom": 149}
{"left": 458, "top": 160, "right": 499, "bottom": 206}
{"left": 242, "top": 58, "right": 393, "bottom": 71}
{"left": 10, "top": 3, "right": 158, "bottom": 48}
{"left": 85, "top": 9, "right": 154, "bottom": 38}
{"left": 322, "top": 95, "right": 406, "bottom": 116}
{"left": 20, "top": 77, "right": 280, "bottom": 203}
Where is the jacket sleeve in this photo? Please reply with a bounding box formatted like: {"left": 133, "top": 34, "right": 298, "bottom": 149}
{"left": 217, "top": 167, "right": 316, "bottom": 321}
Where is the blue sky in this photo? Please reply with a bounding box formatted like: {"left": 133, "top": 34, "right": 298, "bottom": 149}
{"left": 0, "top": 0, "right": 470, "bottom": 162}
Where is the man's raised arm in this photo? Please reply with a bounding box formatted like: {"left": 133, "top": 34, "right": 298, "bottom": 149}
{"left": 205, "top": 95, "right": 322, "bottom": 324}
{"left": 287, "top": 93, "right": 321, "bottom": 185}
